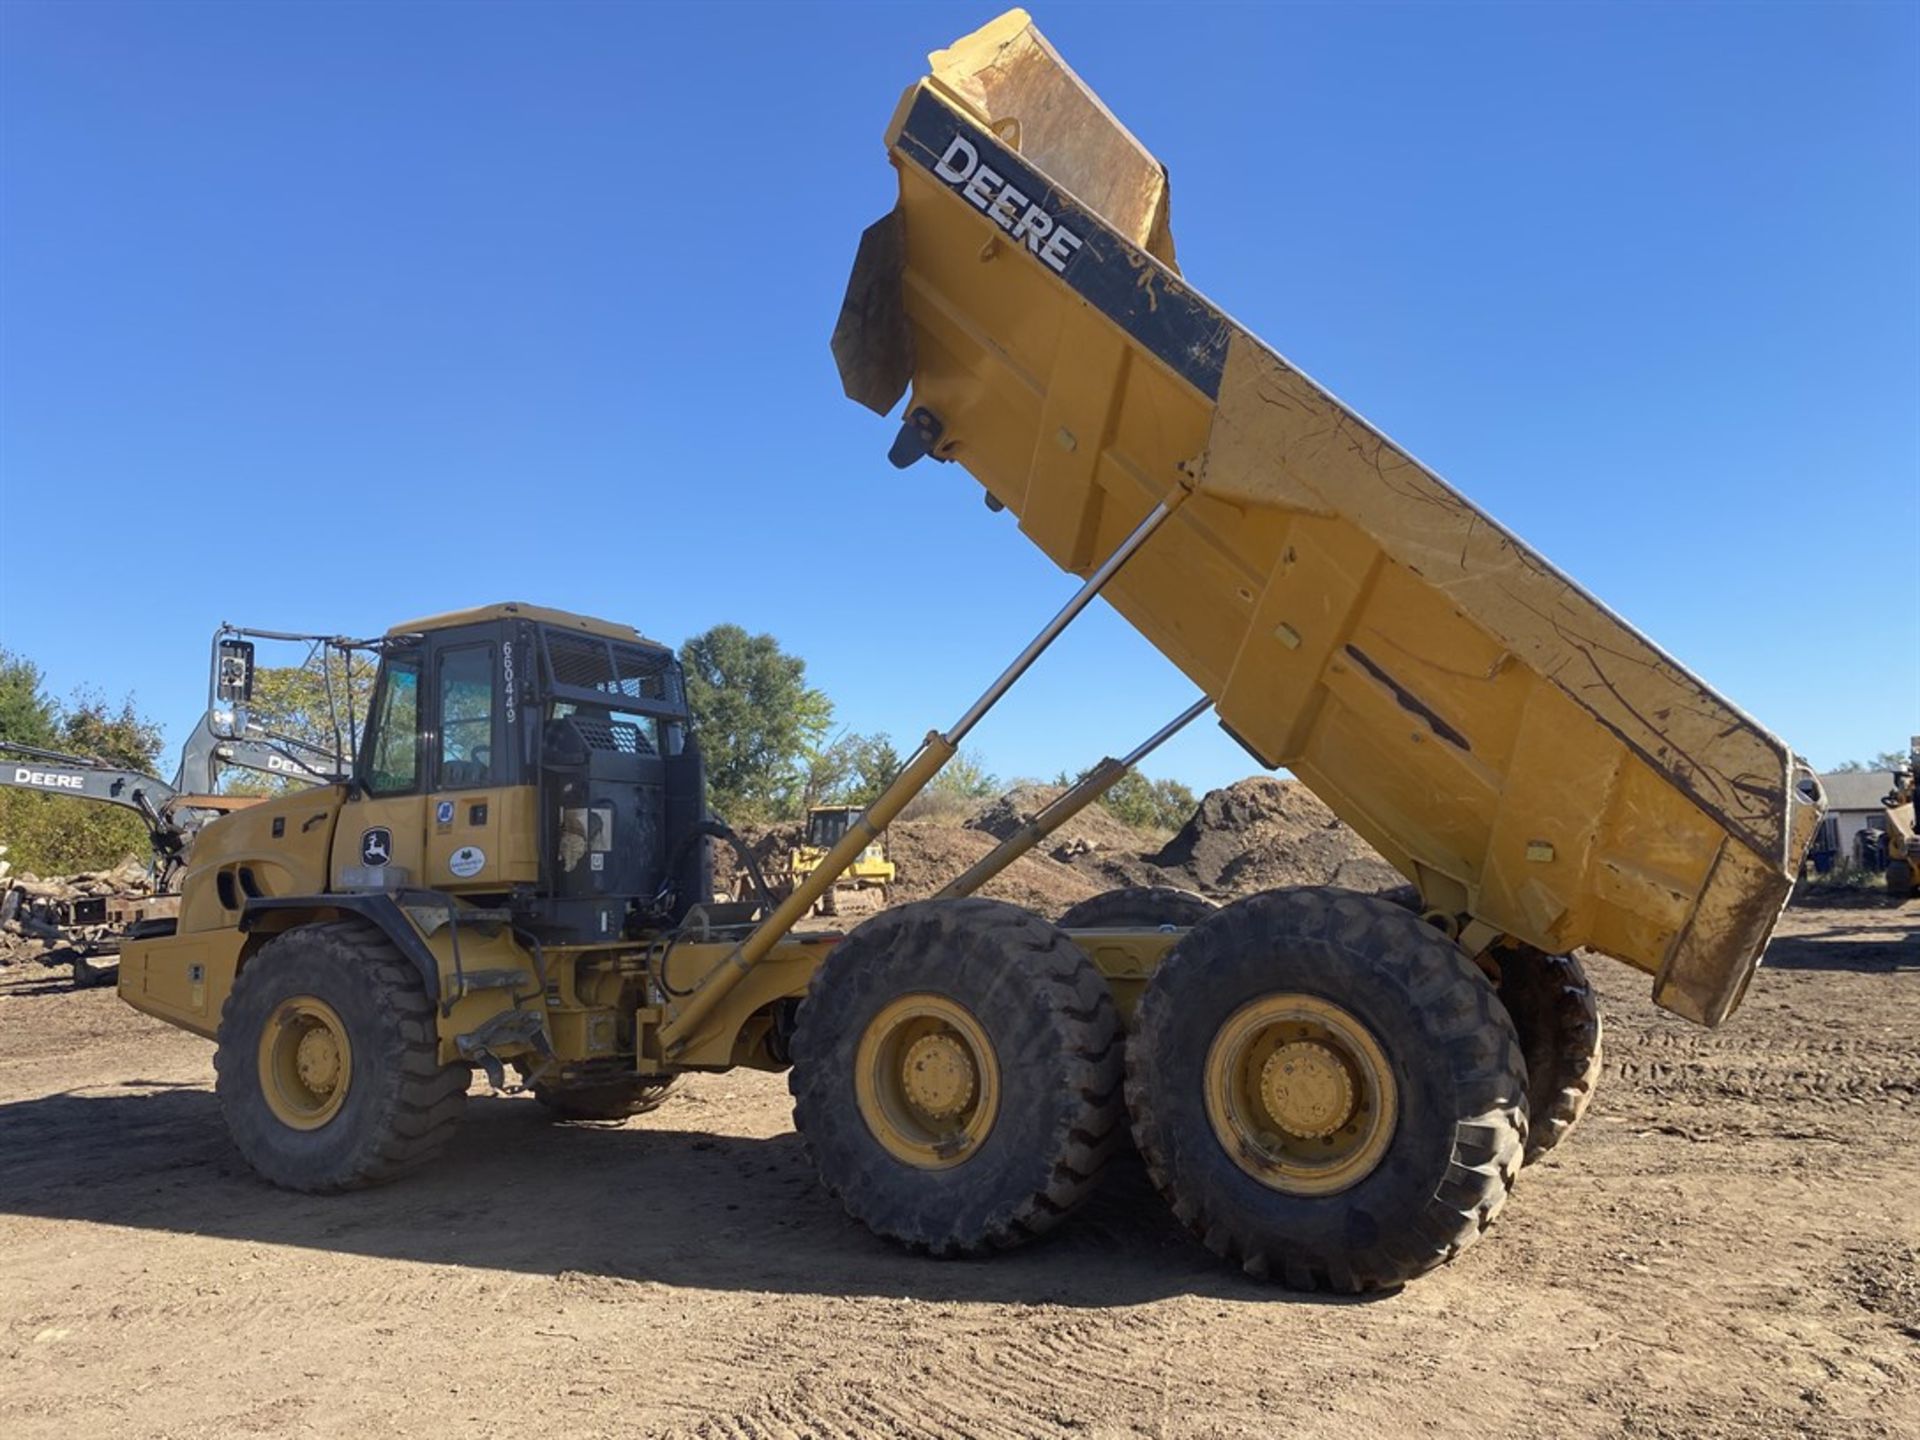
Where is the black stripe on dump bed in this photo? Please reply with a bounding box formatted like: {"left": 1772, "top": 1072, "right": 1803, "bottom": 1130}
{"left": 897, "top": 88, "right": 1229, "bottom": 401}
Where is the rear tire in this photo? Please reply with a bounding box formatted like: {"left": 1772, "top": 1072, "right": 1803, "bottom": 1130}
{"left": 789, "top": 898, "right": 1125, "bottom": 1256}
{"left": 214, "top": 920, "right": 469, "bottom": 1192}
{"left": 1497, "top": 947, "right": 1602, "bottom": 1163}
{"left": 1057, "top": 886, "right": 1218, "bottom": 930}
{"left": 533, "top": 1076, "right": 680, "bottom": 1122}
{"left": 1126, "top": 887, "right": 1527, "bottom": 1292}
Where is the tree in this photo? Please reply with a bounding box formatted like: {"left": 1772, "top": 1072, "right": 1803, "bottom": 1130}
{"left": 927, "top": 746, "right": 998, "bottom": 802}
{"left": 680, "top": 625, "right": 833, "bottom": 821}
{"left": 0, "top": 649, "right": 58, "bottom": 751}
{"left": 1097, "top": 770, "right": 1197, "bottom": 832}
{"left": 60, "top": 690, "right": 164, "bottom": 773}
{"left": 841, "top": 733, "right": 902, "bottom": 808}
{"left": 801, "top": 731, "right": 902, "bottom": 810}
{"left": 1828, "top": 752, "right": 1912, "bottom": 775}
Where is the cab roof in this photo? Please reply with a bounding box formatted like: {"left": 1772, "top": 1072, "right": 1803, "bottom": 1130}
{"left": 386, "top": 602, "right": 653, "bottom": 645}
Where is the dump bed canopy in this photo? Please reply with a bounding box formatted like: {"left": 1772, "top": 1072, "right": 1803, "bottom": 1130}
{"left": 835, "top": 10, "right": 1821, "bottom": 1025}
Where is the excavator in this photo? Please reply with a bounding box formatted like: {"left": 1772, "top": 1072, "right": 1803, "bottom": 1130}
{"left": 0, "top": 625, "right": 354, "bottom": 978}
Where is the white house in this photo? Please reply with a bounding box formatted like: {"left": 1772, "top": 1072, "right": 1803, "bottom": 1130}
{"left": 1814, "top": 770, "right": 1898, "bottom": 870}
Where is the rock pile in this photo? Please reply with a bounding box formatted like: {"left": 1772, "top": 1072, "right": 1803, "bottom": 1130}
{"left": 0, "top": 858, "right": 156, "bottom": 970}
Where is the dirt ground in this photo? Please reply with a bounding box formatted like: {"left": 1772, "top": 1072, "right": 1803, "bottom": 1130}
{"left": 1, "top": 901, "right": 1915, "bottom": 1440}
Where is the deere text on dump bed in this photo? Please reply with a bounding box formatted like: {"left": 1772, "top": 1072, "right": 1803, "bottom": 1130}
{"left": 116, "top": 11, "right": 1820, "bottom": 1294}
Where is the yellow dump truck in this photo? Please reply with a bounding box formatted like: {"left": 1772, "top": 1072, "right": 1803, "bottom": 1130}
{"left": 115, "top": 12, "right": 1820, "bottom": 1295}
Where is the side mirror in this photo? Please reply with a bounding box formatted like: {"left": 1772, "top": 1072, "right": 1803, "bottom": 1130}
{"left": 216, "top": 639, "right": 256, "bottom": 706}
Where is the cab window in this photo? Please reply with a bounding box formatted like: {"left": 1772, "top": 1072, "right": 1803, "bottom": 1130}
{"left": 808, "top": 809, "right": 854, "bottom": 847}
{"left": 438, "top": 645, "right": 496, "bottom": 789}
{"left": 365, "top": 655, "right": 421, "bottom": 795}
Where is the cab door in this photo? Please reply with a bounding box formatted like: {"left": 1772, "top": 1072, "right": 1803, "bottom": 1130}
{"left": 331, "top": 644, "right": 429, "bottom": 888}
{"left": 422, "top": 639, "right": 537, "bottom": 891}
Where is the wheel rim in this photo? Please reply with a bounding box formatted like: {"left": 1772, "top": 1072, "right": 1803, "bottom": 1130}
{"left": 258, "top": 995, "right": 353, "bottom": 1130}
{"left": 1204, "top": 993, "right": 1397, "bottom": 1196}
{"left": 854, "top": 993, "right": 1000, "bottom": 1169}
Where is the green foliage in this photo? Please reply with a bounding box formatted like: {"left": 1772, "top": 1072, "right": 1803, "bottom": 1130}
{"left": 0, "top": 654, "right": 166, "bottom": 875}
{"left": 59, "top": 689, "right": 164, "bottom": 772}
{"left": 841, "top": 734, "right": 903, "bottom": 808}
{"left": 931, "top": 746, "right": 999, "bottom": 801}
{"left": 1097, "top": 770, "right": 1197, "bottom": 833}
{"left": 1829, "top": 752, "right": 1913, "bottom": 774}
{"left": 899, "top": 746, "right": 1000, "bottom": 822}
{"left": 0, "top": 650, "right": 58, "bottom": 750}
{"left": 680, "top": 625, "right": 833, "bottom": 822}
{"left": 802, "top": 731, "right": 901, "bottom": 811}
{"left": 1800, "top": 862, "right": 1887, "bottom": 893}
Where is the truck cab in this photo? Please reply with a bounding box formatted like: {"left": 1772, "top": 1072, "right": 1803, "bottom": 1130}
{"left": 119, "top": 602, "right": 710, "bottom": 1041}
{"left": 329, "top": 602, "right": 706, "bottom": 944}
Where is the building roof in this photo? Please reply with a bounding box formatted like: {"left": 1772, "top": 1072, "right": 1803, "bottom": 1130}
{"left": 1817, "top": 770, "right": 1897, "bottom": 813}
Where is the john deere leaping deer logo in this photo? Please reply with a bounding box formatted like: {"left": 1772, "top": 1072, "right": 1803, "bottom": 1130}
{"left": 360, "top": 828, "right": 393, "bottom": 867}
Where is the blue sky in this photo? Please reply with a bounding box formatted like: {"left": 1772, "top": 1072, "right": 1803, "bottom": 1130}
{"left": 2, "top": 1, "right": 1914, "bottom": 793}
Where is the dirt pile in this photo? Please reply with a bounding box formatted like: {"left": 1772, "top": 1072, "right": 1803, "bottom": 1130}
{"left": 1151, "top": 777, "right": 1401, "bottom": 896}
{"left": 709, "top": 816, "right": 1102, "bottom": 918}
{"left": 709, "top": 776, "right": 1399, "bottom": 921}
{"left": 965, "top": 783, "right": 1149, "bottom": 858}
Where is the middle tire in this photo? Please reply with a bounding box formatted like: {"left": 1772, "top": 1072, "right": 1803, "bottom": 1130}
{"left": 1127, "top": 886, "right": 1528, "bottom": 1292}
{"left": 1056, "top": 885, "right": 1219, "bottom": 930}
{"left": 1496, "top": 947, "right": 1603, "bottom": 1163}
{"left": 788, "top": 897, "right": 1125, "bottom": 1257}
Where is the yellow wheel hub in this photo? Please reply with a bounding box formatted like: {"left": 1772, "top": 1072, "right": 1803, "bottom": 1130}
{"left": 854, "top": 994, "right": 999, "bottom": 1169}
{"left": 1205, "top": 994, "right": 1397, "bottom": 1196}
{"left": 1260, "top": 1041, "right": 1355, "bottom": 1139}
{"left": 258, "top": 995, "right": 353, "bottom": 1130}
{"left": 901, "top": 1032, "right": 976, "bottom": 1120}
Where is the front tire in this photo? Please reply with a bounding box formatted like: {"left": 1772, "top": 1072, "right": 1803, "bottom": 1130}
{"left": 214, "top": 920, "right": 469, "bottom": 1192}
{"left": 1126, "top": 887, "right": 1527, "bottom": 1291}
{"left": 789, "top": 898, "right": 1125, "bottom": 1256}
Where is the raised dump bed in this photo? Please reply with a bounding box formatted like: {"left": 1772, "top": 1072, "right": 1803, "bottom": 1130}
{"left": 836, "top": 8, "right": 1821, "bottom": 1027}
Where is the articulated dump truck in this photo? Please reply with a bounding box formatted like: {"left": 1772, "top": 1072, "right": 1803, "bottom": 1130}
{"left": 117, "top": 10, "right": 1820, "bottom": 1295}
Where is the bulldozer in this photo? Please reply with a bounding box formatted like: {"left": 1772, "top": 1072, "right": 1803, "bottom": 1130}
{"left": 116, "top": 13, "right": 1822, "bottom": 1292}
{"left": 777, "top": 805, "right": 896, "bottom": 917}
